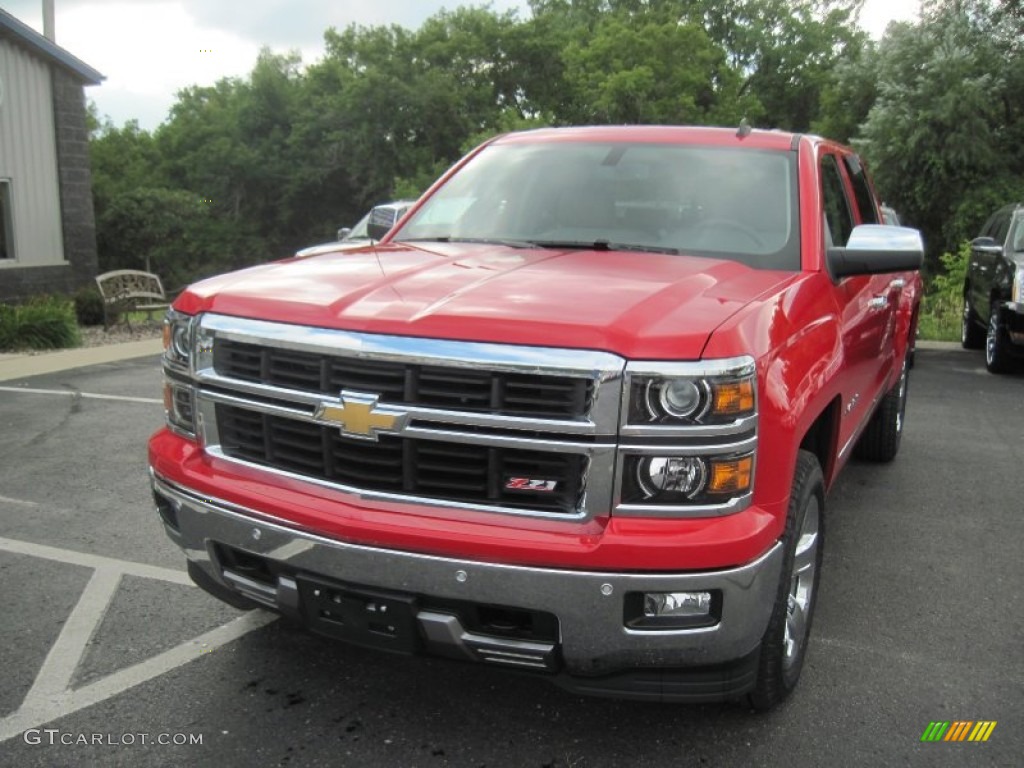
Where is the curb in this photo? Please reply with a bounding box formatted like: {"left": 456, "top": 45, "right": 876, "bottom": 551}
{"left": 0, "top": 339, "right": 163, "bottom": 382}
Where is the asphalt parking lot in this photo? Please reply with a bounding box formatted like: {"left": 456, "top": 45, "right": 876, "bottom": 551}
{"left": 0, "top": 346, "right": 1020, "bottom": 767}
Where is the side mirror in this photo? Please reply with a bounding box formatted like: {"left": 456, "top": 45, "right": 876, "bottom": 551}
{"left": 827, "top": 224, "right": 924, "bottom": 280}
{"left": 970, "top": 236, "right": 1002, "bottom": 254}
{"left": 337, "top": 227, "right": 352, "bottom": 241}
{"left": 366, "top": 205, "right": 401, "bottom": 241}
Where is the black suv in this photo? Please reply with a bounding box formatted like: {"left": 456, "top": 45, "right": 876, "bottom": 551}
{"left": 962, "top": 203, "right": 1024, "bottom": 373}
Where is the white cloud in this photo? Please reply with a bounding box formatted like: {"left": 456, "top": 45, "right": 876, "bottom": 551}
{"left": 859, "top": 0, "right": 921, "bottom": 39}
{"left": 3, "top": 0, "right": 923, "bottom": 130}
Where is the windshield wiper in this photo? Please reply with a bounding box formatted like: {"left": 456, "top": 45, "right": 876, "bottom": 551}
{"left": 527, "top": 239, "right": 679, "bottom": 255}
{"left": 397, "top": 236, "right": 535, "bottom": 249}
{"left": 400, "top": 237, "right": 680, "bottom": 255}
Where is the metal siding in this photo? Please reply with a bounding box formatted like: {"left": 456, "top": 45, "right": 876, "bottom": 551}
{"left": 0, "top": 37, "right": 65, "bottom": 268}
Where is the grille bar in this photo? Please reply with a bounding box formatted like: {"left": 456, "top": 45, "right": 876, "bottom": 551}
{"left": 215, "top": 404, "right": 585, "bottom": 514}
{"left": 214, "top": 339, "right": 592, "bottom": 419}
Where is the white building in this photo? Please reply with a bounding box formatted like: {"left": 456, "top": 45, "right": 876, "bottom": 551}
{"left": 0, "top": 7, "right": 103, "bottom": 301}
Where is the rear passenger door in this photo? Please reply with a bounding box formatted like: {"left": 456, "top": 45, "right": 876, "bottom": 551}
{"left": 971, "top": 210, "right": 1010, "bottom": 320}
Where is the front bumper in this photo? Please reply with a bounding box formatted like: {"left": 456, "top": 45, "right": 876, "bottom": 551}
{"left": 1004, "top": 301, "right": 1024, "bottom": 346}
{"left": 152, "top": 473, "right": 783, "bottom": 702}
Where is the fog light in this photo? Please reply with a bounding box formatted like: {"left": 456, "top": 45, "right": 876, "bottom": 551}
{"left": 638, "top": 456, "right": 706, "bottom": 498}
{"left": 643, "top": 591, "right": 712, "bottom": 618}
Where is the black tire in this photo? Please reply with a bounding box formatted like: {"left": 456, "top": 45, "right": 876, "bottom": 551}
{"left": 853, "top": 354, "right": 909, "bottom": 463}
{"left": 985, "top": 302, "right": 1013, "bottom": 374}
{"left": 748, "top": 450, "right": 824, "bottom": 711}
{"left": 962, "top": 295, "right": 985, "bottom": 349}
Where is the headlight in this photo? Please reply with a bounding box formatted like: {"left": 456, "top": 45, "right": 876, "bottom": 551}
{"left": 162, "top": 310, "right": 196, "bottom": 436}
{"left": 163, "top": 310, "right": 194, "bottom": 370}
{"left": 163, "top": 381, "right": 196, "bottom": 435}
{"left": 624, "top": 453, "right": 754, "bottom": 506}
{"left": 626, "top": 357, "right": 756, "bottom": 427}
{"left": 618, "top": 357, "right": 757, "bottom": 516}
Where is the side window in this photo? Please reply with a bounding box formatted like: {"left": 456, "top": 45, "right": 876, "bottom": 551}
{"left": 842, "top": 155, "right": 879, "bottom": 224}
{"left": 820, "top": 155, "right": 854, "bottom": 247}
{"left": 991, "top": 212, "right": 1011, "bottom": 246}
{"left": 980, "top": 212, "right": 1001, "bottom": 239}
{"left": 0, "top": 180, "right": 14, "bottom": 260}
{"left": 1011, "top": 216, "right": 1024, "bottom": 252}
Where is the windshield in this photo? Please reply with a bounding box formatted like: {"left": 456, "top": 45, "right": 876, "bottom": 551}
{"left": 343, "top": 213, "right": 371, "bottom": 241}
{"left": 395, "top": 142, "right": 800, "bottom": 269}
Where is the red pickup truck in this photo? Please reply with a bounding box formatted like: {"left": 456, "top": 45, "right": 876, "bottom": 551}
{"left": 150, "top": 126, "right": 922, "bottom": 709}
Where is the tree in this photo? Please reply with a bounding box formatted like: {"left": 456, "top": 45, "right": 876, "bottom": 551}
{"left": 97, "top": 187, "right": 208, "bottom": 287}
{"left": 856, "top": 2, "right": 1024, "bottom": 263}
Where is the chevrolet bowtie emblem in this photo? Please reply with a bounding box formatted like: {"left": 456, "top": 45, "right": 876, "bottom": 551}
{"left": 313, "top": 391, "right": 409, "bottom": 441}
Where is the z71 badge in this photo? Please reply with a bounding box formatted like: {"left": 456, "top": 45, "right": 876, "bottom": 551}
{"left": 505, "top": 477, "right": 558, "bottom": 492}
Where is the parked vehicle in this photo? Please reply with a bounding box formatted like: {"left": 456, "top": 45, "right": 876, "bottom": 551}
{"left": 961, "top": 203, "right": 1024, "bottom": 373}
{"left": 880, "top": 204, "right": 902, "bottom": 226}
{"left": 151, "top": 126, "right": 923, "bottom": 709}
{"left": 295, "top": 201, "right": 415, "bottom": 258}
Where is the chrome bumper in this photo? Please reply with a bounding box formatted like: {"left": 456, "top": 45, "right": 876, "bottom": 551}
{"left": 152, "top": 474, "right": 782, "bottom": 678}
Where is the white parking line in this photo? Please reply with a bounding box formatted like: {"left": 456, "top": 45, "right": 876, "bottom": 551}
{"left": 0, "top": 537, "right": 191, "bottom": 586}
{"left": 0, "top": 494, "right": 39, "bottom": 508}
{"left": 0, "top": 537, "right": 277, "bottom": 742}
{"left": 0, "top": 385, "right": 162, "bottom": 405}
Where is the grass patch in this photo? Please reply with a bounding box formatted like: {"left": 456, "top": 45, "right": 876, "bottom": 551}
{"left": 0, "top": 296, "right": 81, "bottom": 351}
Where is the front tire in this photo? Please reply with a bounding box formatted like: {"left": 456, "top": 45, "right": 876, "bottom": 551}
{"left": 748, "top": 451, "right": 824, "bottom": 711}
{"left": 985, "top": 303, "right": 1013, "bottom": 374}
{"left": 962, "top": 296, "right": 985, "bottom": 350}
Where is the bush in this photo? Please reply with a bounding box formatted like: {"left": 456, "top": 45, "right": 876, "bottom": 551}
{"left": 0, "top": 296, "right": 81, "bottom": 351}
{"left": 73, "top": 285, "right": 107, "bottom": 326}
{"left": 917, "top": 241, "right": 970, "bottom": 341}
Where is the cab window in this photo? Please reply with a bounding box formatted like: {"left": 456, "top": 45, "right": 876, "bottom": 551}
{"left": 820, "top": 155, "right": 854, "bottom": 247}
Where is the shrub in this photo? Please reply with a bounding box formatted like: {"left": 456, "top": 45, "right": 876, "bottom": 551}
{"left": 0, "top": 296, "right": 81, "bottom": 351}
{"left": 917, "top": 241, "right": 970, "bottom": 342}
{"left": 73, "top": 285, "right": 107, "bottom": 326}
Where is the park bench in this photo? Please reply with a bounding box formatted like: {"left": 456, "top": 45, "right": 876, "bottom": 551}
{"left": 94, "top": 270, "right": 171, "bottom": 329}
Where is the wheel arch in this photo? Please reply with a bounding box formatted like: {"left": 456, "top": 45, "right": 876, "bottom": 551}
{"left": 797, "top": 396, "right": 842, "bottom": 491}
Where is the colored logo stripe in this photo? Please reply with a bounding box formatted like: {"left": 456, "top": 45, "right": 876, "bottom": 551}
{"left": 921, "top": 721, "right": 996, "bottom": 742}
{"left": 969, "top": 722, "right": 997, "bottom": 742}
{"left": 921, "top": 722, "right": 949, "bottom": 741}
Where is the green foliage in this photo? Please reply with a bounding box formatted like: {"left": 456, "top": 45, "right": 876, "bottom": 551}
{"left": 852, "top": 1, "right": 1024, "bottom": 266}
{"left": 0, "top": 297, "right": 81, "bottom": 351}
{"left": 917, "top": 241, "right": 970, "bottom": 341}
{"left": 73, "top": 285, "right": 106, "bottom": 327}
{"left": 86, "top": 0, "right": 1017, "bottom": 294}
{"left": 97, "top": 187, "right": 210, "bottom": 289}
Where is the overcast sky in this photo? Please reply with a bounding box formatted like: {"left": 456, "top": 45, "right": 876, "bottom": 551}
{"left": 5, "top": 0, "right": 921, "bottom": 131}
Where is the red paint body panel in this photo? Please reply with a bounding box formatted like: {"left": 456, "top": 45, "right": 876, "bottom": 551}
{"left": 149, "top": 431, "right": 780, "bottom": 571}
{"left": 175, "top": 243, "right": 794, "bottom": 361}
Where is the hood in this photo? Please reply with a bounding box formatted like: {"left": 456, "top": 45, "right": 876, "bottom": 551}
{"left": 176, "top": 242, "right": 797, "bottom": 360}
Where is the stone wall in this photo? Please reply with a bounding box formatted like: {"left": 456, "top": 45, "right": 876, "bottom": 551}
{"left": 51, "top": 66, "right": 99, "bottom": 292}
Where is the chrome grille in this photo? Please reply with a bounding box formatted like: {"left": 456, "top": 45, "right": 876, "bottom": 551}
{"left": 215, "top": 403, "right": 586, "bottom": 514}
{"left": 214, "top": 339, "right": 592, "bottom": 418}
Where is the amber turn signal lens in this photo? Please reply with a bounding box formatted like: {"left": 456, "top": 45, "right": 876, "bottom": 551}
{"left": 162, "top": 323, "right": 172, "bottom": 351}
{"left": 163, "top": 382, "right": 174, "bottom": 412}
{"left": 712, "top": 380, "right": 754, "bottom": 416}
{"left": 708, "top": 456, "right": 753, "bottom": 494}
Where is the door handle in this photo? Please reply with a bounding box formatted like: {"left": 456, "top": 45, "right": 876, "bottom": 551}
{"left": 889, "top": 278, "right": 906, "bottom": 289}
{"left": 868, "top": 296, "right": 889, "bottom": 310}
